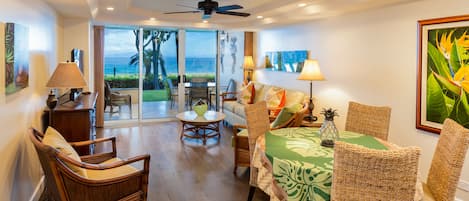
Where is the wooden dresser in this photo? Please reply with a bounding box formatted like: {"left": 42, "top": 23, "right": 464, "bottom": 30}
{"left": 43, "top": 92, "right": 97, "bottom": 155}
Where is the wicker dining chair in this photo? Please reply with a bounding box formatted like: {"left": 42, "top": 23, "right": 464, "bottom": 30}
{"left": 232, "top": 103, "right": 308, "bottom": 174}
{"left": 243, "top": 101, "right": 271, "bottom": 201}
{"left": 331, "top": 141, "right": 421, "bottom": 201}
{"left": 30, "top": 127, "right": 150, "bottom": 201}
{"left": 422, "top": 118, "right": 469, "bottom": 201}
{"left": 345, "top": 101, "right": 391, "bottom": 140}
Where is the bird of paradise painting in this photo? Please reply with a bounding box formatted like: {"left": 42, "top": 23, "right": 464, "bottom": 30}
{"left": 417, "top": 15, "right": 469, "bottom": 134}
{"left": 5, "top": 22, "right": 29, "bottom": 96}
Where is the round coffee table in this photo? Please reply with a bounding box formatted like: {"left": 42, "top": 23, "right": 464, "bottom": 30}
{"left": 176, "top": 110, "right": 225, "bottom": 145}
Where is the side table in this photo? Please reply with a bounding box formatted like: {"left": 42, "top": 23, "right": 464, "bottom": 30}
{"left": 176, "top": 110, "right": 225, "bottom": 145}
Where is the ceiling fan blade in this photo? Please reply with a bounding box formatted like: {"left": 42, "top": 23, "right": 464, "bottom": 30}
{"left": 176, "top": 3, "right": 198, "bottom": 9}
{"left": 216, "top": 5, "right": 243, "bottom": 11}
{"left": 164, "top": 11, "right": 200, "bottom": 14}
{"left": 216, "top": 11, "right": 250, "bottom": 17}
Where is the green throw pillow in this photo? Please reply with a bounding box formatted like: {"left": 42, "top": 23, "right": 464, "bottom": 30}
{"left": 270, "top": 103, "right": 303, "bottom": 128}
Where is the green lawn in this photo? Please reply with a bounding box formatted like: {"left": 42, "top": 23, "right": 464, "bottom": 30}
{"left": 142, "top": 90, "right": 169, "bottom": 102}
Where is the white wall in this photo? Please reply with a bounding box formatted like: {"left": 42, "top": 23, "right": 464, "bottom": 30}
{"left": 256, "top": 0, "right": 469, "bottom": 199}
{"left": 62, "top": 18, "right": 93, "bottom": 92}
{"left": 0, "top": 0, "right": 62, "bottom": 200}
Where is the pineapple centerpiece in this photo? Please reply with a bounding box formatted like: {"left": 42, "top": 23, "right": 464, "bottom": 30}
{"left": 319, "top": 108, "right": 339, "bottom": 148}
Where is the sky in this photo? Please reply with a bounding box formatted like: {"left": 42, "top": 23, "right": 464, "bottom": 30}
{"left": 104, "top": 28, "right": 217, "bottom": 58}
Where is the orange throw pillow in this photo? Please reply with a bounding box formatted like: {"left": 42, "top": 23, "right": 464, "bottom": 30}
{"left": 264, "top": 87, "right": 286, "bottom": 116}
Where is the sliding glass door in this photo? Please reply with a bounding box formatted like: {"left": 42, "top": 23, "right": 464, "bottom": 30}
{"left": 103, "top": 28, "right": 139, "bottom": 121}
{"left": 184, "top": 30, "right": 218, "bottom": 110}
{"left": 102, "top": 27, "right": 224, "bottom": 122}
{"left": 140, "top": 28, "right": 179, "bottom": 119}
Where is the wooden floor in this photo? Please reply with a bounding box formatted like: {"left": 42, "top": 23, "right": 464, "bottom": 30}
{"left": 96, "top": 121, "right": 269, "bottom": 201}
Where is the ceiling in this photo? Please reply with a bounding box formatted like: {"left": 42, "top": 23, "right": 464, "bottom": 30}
{"left": 44, "top": 0, "right": 418, "bottom": 30}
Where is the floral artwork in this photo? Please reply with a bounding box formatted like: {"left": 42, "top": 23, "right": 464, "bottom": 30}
{"left": 5, "top": 23, "right": 29, "bottom": 96}
{"left": 417, "top": 15, "right": 469, "bottom": 133}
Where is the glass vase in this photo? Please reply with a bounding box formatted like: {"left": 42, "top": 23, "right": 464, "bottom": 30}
{"left": 319, "top": 119, "right": 339, "bottom": 147}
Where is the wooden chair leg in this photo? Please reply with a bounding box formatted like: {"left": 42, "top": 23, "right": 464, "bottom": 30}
{"left": 247, "top": 186, "right": 256, "bottom": 201}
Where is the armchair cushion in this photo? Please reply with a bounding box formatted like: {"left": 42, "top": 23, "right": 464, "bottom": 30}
{"left": 43, "top": 127, "right": 87, "bottom": 177}
{"left": 271, "top": 103, "right": 303, "bottom": 128}
{"left": 86, "top": 158, "right": 139, "bottom": 180}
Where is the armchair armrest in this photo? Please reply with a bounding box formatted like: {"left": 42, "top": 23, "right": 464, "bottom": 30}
{"left": 232, "top": 124, "right": 247, "bottom": 136}
{"left": 69, "top": 137, "right": 117, "bottom": 163}
{"left": 58, "top": 152, "right": 150, "bottom": 171}
{"left": 220, "top": 91, "right": 238, "bottom": 102}
{"left": 69, "top": 137, "right": 116, "bottom": 147}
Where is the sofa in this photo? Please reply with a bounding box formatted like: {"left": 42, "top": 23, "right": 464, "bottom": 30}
{"left": 221, "top": 81, "right": 308, "bottom": 126}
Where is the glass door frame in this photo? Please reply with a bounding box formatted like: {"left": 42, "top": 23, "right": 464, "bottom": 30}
{"left": 177, "top": 29, "right": 220, "bottom": 113}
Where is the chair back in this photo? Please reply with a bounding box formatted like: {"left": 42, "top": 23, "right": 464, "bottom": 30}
{"left": 345, "top": 101, "right": 391, "bottom": 140}
{"left": 331, "top": 141, "right": 421, "bottom": 201}
{"left": 225, "top": 79, "right": 237, "bottom": 99}
{"left": 190, "top": 80, "right": 209, "bottom": 102}
{"left": 426, "top": 118, "right": 469, "bottom": 201}
{"left": 29, "top": 128, "right": 68, "bottom": 201}
{"left": 104, "top": 81, "right": 112, "bottom": 103}
{"left": 245, "top": 101, "right": 271, "bottom": 186}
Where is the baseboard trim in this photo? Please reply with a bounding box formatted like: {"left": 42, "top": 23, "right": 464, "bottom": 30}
{"left": 29, "top": 176, "right": 44, "bottom": 201}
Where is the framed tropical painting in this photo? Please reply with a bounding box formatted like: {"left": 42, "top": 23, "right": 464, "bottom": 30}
{"left": 417, "top": 15, "right": 469, "bottom": 134}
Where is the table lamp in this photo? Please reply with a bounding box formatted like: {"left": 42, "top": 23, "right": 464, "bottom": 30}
{"left": 243, "top": 56, "right": 255, "bottom": 82}
{"left": 46, "top": 62, "right": 87, "bottom": 104}
{"left": 297, "top": 59, "right": 325, "bottom": 122}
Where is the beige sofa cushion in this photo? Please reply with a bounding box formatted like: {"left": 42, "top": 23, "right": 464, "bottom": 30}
{"left": 285, "top": 89, "right": 307, "bottom": 106}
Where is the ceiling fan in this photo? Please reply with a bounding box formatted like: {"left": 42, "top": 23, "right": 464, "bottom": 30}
{"left": 164, "top": 0, "right": 251, "bottom": 19}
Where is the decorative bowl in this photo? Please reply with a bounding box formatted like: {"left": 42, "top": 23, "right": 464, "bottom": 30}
{"left": 193, "top": 104, "right": 208, "bottom": 116}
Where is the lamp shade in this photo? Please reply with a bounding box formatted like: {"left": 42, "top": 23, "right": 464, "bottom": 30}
{"left": 243, "top": 56, "right": 255, "bottom": 70}
{"left": 297, "top": 59, "right": 325, "bottom": 81}
{"left": 46, "top": 62, "right": 87, "bottom": 88}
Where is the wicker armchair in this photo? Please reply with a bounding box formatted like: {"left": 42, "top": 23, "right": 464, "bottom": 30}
{"left": 29, "top": 128, "right": 150, "bottom": 201}
{"left": 331, "top": 141, "right": 421, "bottom": 201}
{"left": 345, "top": 101, "right": 391, "bottom": 140}
{"left": 423, "top": 118, "right": 469, "bottom": 201}
{"left": 232, "top": 103, "right": 308, "bottom": 174}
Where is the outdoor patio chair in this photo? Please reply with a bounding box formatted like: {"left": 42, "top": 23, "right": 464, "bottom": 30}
{"left": 104, "top": 81, "right": 132, "bottom": 116}
{"left": 189, "top": 78, "right": 210, "bottom": 108}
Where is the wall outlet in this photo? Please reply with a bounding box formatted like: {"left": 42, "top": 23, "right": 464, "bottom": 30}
{"left": 458, "top": 180, "right": 469, "bottom": 192}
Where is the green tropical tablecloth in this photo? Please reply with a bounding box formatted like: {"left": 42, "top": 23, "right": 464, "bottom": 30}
{"left": 265, "top": 127, "right": 388, "bottom": 201}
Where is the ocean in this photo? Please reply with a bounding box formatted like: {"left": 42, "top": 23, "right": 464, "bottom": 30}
{"left": 104, "top": 56, "right": 216, "bottom": 76}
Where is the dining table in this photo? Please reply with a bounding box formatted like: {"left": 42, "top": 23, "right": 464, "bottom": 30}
{"left": 252, "top": 127, "right": 423, "bottom": 201}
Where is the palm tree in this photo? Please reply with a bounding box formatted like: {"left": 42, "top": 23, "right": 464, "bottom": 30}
{"left": 129, "top": 29, "right": 175, "bottom": 89}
